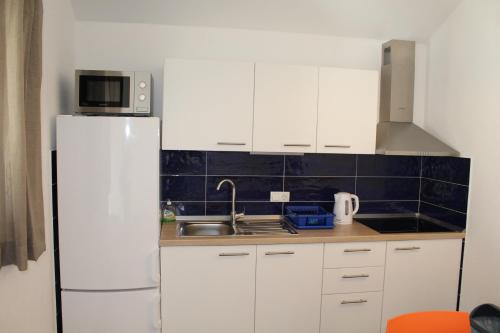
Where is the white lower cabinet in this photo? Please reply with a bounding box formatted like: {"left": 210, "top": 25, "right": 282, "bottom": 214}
{"left": 321, "top": 292, "right": 383, "bottom": 333}
{"left": 381, "top": 239, "right": 462, "bottom": 332}
{"left": 161, "top": 246, "right": 257, "bottom": 333}
{"left": 161, "top": 239, "right": 462, "bottom": 333}
{"left": 255, "top": 244, "right": 324, "bottom": 333}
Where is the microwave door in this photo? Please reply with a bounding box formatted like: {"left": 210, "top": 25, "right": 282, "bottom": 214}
{"left": 78, "top": 72, "right": 133, "bottom": 113}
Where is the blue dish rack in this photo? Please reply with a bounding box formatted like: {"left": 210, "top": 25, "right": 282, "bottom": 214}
{"left": 285, "top": 206, "right": 335, "bottom": 229}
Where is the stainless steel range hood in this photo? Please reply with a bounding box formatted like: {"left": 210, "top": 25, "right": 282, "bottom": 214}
{"left": 376, "top": 40, "right": 459, "bottom": 156}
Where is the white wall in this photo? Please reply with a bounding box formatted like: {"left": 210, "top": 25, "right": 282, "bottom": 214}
{"left": 0, "top": 0, "right": 75, "bottom": 332}
{"left": 425, "top": 0, "right": 500, "bottom": 310}
{"left": 75, "top": 22, "right": 427, "bottom": 122}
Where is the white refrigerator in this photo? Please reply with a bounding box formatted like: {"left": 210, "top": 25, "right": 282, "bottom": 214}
{"left": 56, "top": 116, "right": 161, "bottom": 333}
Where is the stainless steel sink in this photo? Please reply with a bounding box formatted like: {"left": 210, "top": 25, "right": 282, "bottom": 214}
{"left": 177, "top": 219, "right": 297, "bottom": 237}
{"left": 178, "top": 222, "right": 235, "bottom": 237}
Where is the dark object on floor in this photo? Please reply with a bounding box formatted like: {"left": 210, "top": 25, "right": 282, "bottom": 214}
{"left": 470, "top": 304, "right": 500, "bottom": 333}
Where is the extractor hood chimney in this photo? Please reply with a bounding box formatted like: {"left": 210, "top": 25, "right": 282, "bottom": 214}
{"left": 376, "top": 40, "right": 459, "bottom": 156}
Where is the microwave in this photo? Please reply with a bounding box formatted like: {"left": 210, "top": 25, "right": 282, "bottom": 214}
{"left": 75, "top": 70, "right": 151, "bottom": 115}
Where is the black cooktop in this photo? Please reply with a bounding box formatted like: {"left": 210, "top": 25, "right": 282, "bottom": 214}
{"left": 356, "top": 217, "right": 457, "bottom": 234}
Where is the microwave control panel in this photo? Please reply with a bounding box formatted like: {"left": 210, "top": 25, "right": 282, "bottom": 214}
{"left": 134, "top": 72, "right": 152, "bottom": 114}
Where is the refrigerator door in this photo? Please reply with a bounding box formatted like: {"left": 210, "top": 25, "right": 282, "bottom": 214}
{"left": 57, "top": 116, "right": 160, "bottom": 290}
{"left": 62, "top": 288, "right": 161, "bottom": 333}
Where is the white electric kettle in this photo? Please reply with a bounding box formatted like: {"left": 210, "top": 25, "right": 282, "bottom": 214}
{"left": 333, "top": 192, "right": 359, "bottom": 224}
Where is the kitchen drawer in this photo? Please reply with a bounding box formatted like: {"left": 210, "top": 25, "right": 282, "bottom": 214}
{"left": 323, "top": 242, "right": 386, "bottom": 268}
{"left": 322, "top": 266, "right": 384, "bottom": 294}
{"left": 320, "top": 292, "right": 383, "bottom": 333}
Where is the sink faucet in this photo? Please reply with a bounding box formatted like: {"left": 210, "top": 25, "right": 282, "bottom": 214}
{"left": 216, "top": 179, "right": 244, "bottom": 230}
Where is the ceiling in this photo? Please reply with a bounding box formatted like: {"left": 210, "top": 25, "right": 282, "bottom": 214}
{"left": 71, "top": 0, "right": 461, "bottom": 41}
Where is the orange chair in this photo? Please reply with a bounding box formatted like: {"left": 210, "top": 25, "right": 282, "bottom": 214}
{"left": 387, "top": 311, "right": 471, "bottom": 333}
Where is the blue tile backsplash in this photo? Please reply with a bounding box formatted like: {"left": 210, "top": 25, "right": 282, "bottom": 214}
{"left": 357, "top": 155, "right": 420, "bottom": 177}
{"left": 208, "top": 152, "right": 283, "bottom": 176}
{"left": 356, "top": 177, "right": 420, "bottom": 201}
{"left": 160, "top": 151, "right": 471, "bottom": 229}
{"left": 285, "top": 154, "right": 356, "bottom": 176}
{"left": 284, "top": 177, "right": 355, "bottom": 201}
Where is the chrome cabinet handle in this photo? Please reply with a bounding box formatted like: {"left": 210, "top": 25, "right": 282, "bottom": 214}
{"left": 217, "top": 142, "right": 246, "bottom": 146}
{"left": 344, "top": 248, "right": 372, "bottom": 253}
{"left": 324, "top": 145, "right": 351, "bottom": 148}
{"left": 218, "top": 252, "right": 250, "bottom": 257}
{"left": 342, "top": 274, "right": 370, "bottom": 279}
{"left": 341, "top": 299, "right": 368, "bottom": 305}
{"left": 395, "top": 246, "right": 421, "bottom": 251}
{"left": 265, "top": 251, "right": 295, "bottom": 255}
{"left": 283, "top": 144, "right": 311, "bottom": 147}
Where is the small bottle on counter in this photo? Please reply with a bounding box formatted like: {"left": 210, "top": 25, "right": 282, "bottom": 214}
{"left": 161, "top": 199, "right": 176, "bottom": 223}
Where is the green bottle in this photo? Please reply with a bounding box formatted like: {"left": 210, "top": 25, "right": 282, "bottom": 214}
{"left": 161, "top": 200, "right": 176, "bottom": 223}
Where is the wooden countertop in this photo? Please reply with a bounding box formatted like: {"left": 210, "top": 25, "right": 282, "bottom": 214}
{"left": 159, "top": 220, "right": 465, "bottom": 246}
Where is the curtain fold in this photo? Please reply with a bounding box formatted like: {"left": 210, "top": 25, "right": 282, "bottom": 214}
{"left": 0, "top": 0, "right": 45, "bottom": 271}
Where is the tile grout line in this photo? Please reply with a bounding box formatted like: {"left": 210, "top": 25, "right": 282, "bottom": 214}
{"left": 282, "top": 155, "right": 286, "bottom": 215}
{"left": 164, "top": 199, "right": 420, "bottom": 203}
{"left": 420, "top": 200, "right": 468, "bottom": 215}
{"left": 161, "top": 174, "right": 422, "bottom": 179}
{"left": 204, "top": 151, "right": 208, "bottom": 215}
{"left": 418, "top": 156, "right": 423, "bottom": 213}
{"left": 354, "top": 154, "right": 358, "bottom": 195}
{"left": 421, "top": 176, "right": 469, "bottom": 187}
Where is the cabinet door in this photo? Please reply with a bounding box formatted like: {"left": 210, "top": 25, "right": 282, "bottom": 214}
{"left": 161, "top": 246, "right": 256, "bottom": 333}
{"left": 317, "top": 67, "right": 379, "bottom": 154}
{"left": 253, "top": 63, "right": 318, "bottom": 153}
{"left": 381, "top": 239, "right": 462, "bottom": 332}
{"left": 255, "top": 244, "right": 323, "bottom": 333}
{"left": 162, "top": 58, "right": 255, "bottom": 151}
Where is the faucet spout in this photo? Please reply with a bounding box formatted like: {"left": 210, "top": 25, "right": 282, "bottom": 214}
{"left": 216, "top": 179, "right": 241, "bottom": 230}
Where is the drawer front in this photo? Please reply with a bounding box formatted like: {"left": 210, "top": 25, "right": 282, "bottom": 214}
{"left": 324, "top": 242, "right": 386, "bottom": 268}
{"left": 320, "top": 292, "right": 383, "bottom": 333}
{"left": 322, "top": 266, "right": 385, "bottom": 294}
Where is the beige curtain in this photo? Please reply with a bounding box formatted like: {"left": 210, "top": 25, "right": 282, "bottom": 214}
{"left": 0, "top": 0, "right": 44, "bottom": 271}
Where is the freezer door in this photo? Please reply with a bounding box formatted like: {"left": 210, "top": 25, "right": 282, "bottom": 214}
{"left": 62, "top": 288, "right": 161, "bottom": 333}
{"left": 57, "top": 116, "right": 160, "bottom": 290}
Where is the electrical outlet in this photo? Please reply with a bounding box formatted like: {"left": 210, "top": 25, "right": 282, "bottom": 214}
{"left": 270, "top": 191, "right": 290, "bottom": 202}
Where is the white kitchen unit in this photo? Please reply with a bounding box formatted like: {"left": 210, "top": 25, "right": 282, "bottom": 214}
{"left": 321, "top": 241, "right": 386, "bottom": 333}
{"left": 161, "top": 238, "right": 462, "bottom": 333}
{"left": 162, "top": 58, "right": 255, "bottom": 151}
{"left": 253, "top": 63, "right": 319, "bottom": 153}
{"left": 161, "top": 246, "right": 257, "bottom": 333}
{"left": 381, "top": 239, "right": 462, "bottom": 332}
{"left": 57, "top": 116, "right": 160, "bottom": 333}
{"left": 317, "top": 67, "right": 379, "bottom": 154}
{"left": 255, "top": 244, "right": 323, "bottom": 333}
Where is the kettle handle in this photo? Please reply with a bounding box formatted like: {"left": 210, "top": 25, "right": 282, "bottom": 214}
{"left": 351, "top": 194, "right": 360, "bottom": 215}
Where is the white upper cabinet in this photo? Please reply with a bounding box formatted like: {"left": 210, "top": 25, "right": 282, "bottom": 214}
{"left": 317, "top": 67, "right": 379, "bottom": 154}
{"left": 162, "top": 58, "right": 255, "bottom": 151}
{"left": 163, "top": 59, "right": 379, "bottom": 154}
{"left": 253, "top": 63, "right": 319, "bottom": 153}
